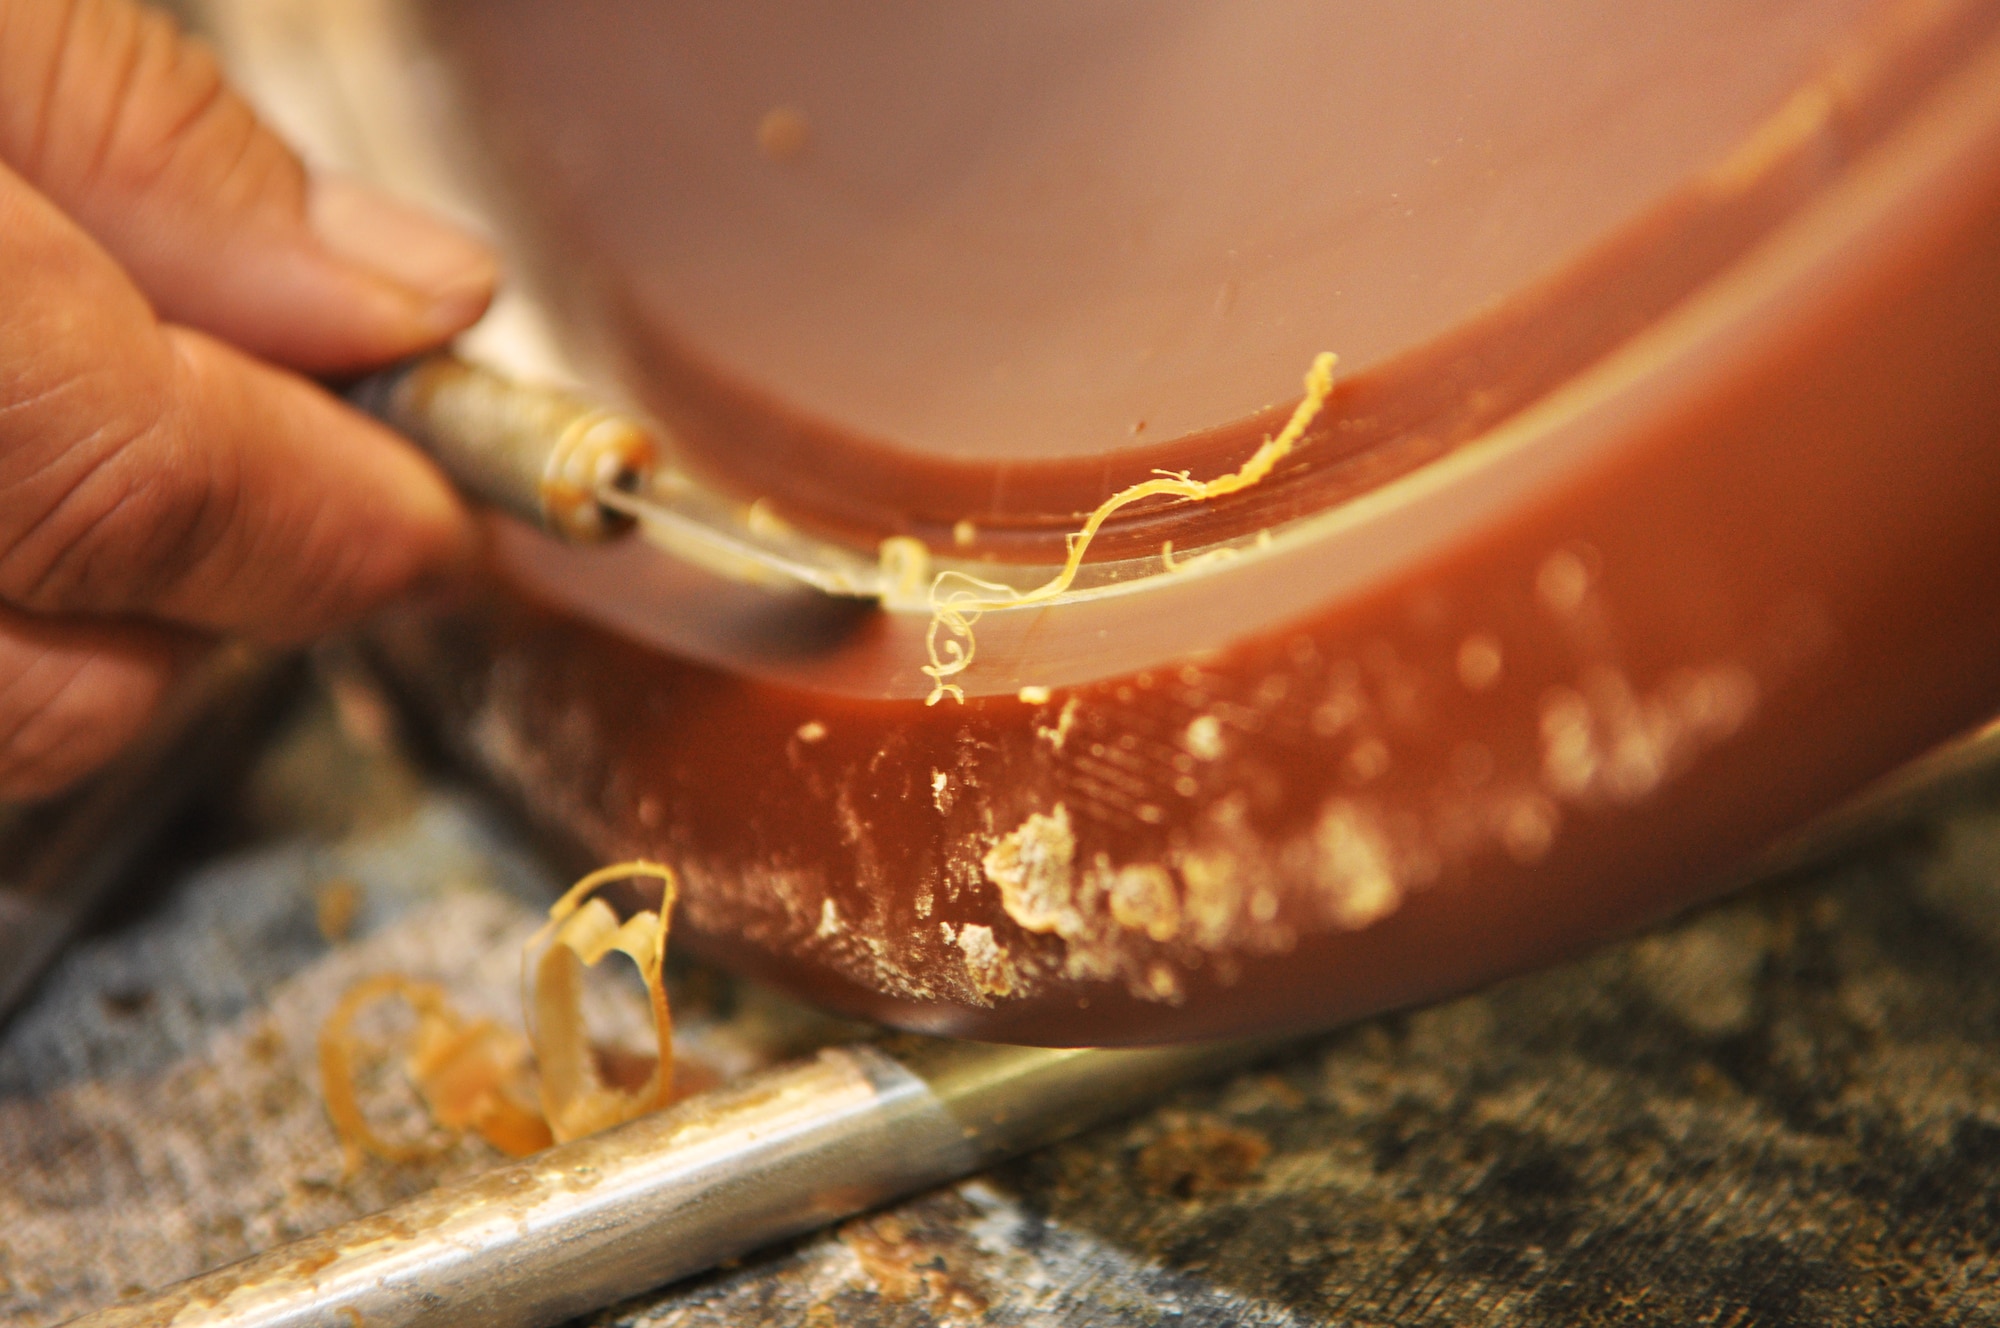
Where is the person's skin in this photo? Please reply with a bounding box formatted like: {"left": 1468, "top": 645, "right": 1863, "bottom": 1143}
{"left": 0, "top": 0, "right": 492, "bottom": 799}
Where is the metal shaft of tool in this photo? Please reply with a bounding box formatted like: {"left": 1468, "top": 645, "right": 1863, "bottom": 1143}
{"left": 346, "top": 355, "right": 897, "bottom": 599}
{"left": 348, "top": 354, "right": 657, "bottom": 544}
{"left": 66, "top": 1037, "right": 1267, "bottom": 1328}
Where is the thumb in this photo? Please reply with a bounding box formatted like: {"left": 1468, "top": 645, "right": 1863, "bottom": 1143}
{"left": 0, "top": 0, "right": 496, "bottom": 373}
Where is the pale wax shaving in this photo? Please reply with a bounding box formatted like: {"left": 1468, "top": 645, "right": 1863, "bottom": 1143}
{"left": 918, "top": 352, "right": 1338, "bottom": 704}
{"left": 319, "top": 861, "right": 680, "bottom": 1166}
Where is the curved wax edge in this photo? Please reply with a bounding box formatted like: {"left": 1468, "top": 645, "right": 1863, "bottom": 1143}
{"left": 424, "top": 0, "right": 1882, "bottom": 539}
{"left": 380, "top": 2, "right": 2000, "bottom": 1043}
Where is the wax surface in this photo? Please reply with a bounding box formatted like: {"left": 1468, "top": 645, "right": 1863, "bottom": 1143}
{"left": 382, "top": 0, "right": 2000, "bottom": 1043}
{"left": 427, "top": 0, "right": 1880, "bottom": 542}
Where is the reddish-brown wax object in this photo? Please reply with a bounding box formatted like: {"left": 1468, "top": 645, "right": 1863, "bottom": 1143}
{"left": 379, "top": 1, "right": 2000, "bottom": 1043}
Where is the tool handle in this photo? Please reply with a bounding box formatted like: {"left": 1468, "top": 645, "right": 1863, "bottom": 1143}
{"left": 348, "top": 354, "right": 657, "bottom": 543}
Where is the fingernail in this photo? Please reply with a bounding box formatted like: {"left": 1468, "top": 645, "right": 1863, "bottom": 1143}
{"left": 309, "top": 174, "right": 498, "bottom": 334}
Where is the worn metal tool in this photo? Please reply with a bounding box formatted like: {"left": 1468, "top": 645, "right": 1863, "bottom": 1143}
{"left": 348, "top": 354, "right": 891, "bottom": 596}
{"left": 64, "top": 1034, "right": 1276, "bottom": 1328}
{"left": 348, "top": 353, "right": 656, "bottom": 545}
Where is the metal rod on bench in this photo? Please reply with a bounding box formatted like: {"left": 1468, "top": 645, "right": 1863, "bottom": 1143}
{"left": 65, "top": 1035, "right": 1276, "bottom": 1328}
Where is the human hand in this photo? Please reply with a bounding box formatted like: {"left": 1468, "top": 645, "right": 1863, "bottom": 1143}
{"left": 0, "top": 0, "right": 493, "bottom": 798}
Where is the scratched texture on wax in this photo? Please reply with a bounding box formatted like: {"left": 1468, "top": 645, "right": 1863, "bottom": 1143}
{"left": 3, "top": 675, "right": 1998, "bottom": 1327}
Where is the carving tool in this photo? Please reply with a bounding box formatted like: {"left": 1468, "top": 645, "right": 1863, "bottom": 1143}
{"left": 63, "top": 1035, "right": 1276, "bottom": 1328}
{"left": 350, "top": 353, "right": 901, "bottom": 597}
{"left": 347, "top": 352, "right": 1263, "bottom": 611}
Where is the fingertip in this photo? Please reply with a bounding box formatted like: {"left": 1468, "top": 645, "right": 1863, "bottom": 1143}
{"left": 1, "top": 1, "right": 499, "bottom": 372}
{"left": 309, "top": 175, "right": 499, "bottom": 343}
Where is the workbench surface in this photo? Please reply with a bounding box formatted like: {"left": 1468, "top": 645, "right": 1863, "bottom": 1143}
{"left": 4, "top": 672, "right": 1997, "bottom": 1327}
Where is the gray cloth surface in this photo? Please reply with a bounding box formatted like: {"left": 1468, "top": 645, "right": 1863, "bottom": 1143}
{"left": 3, "top": 680, "right": 1998, "bottom": 1326}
